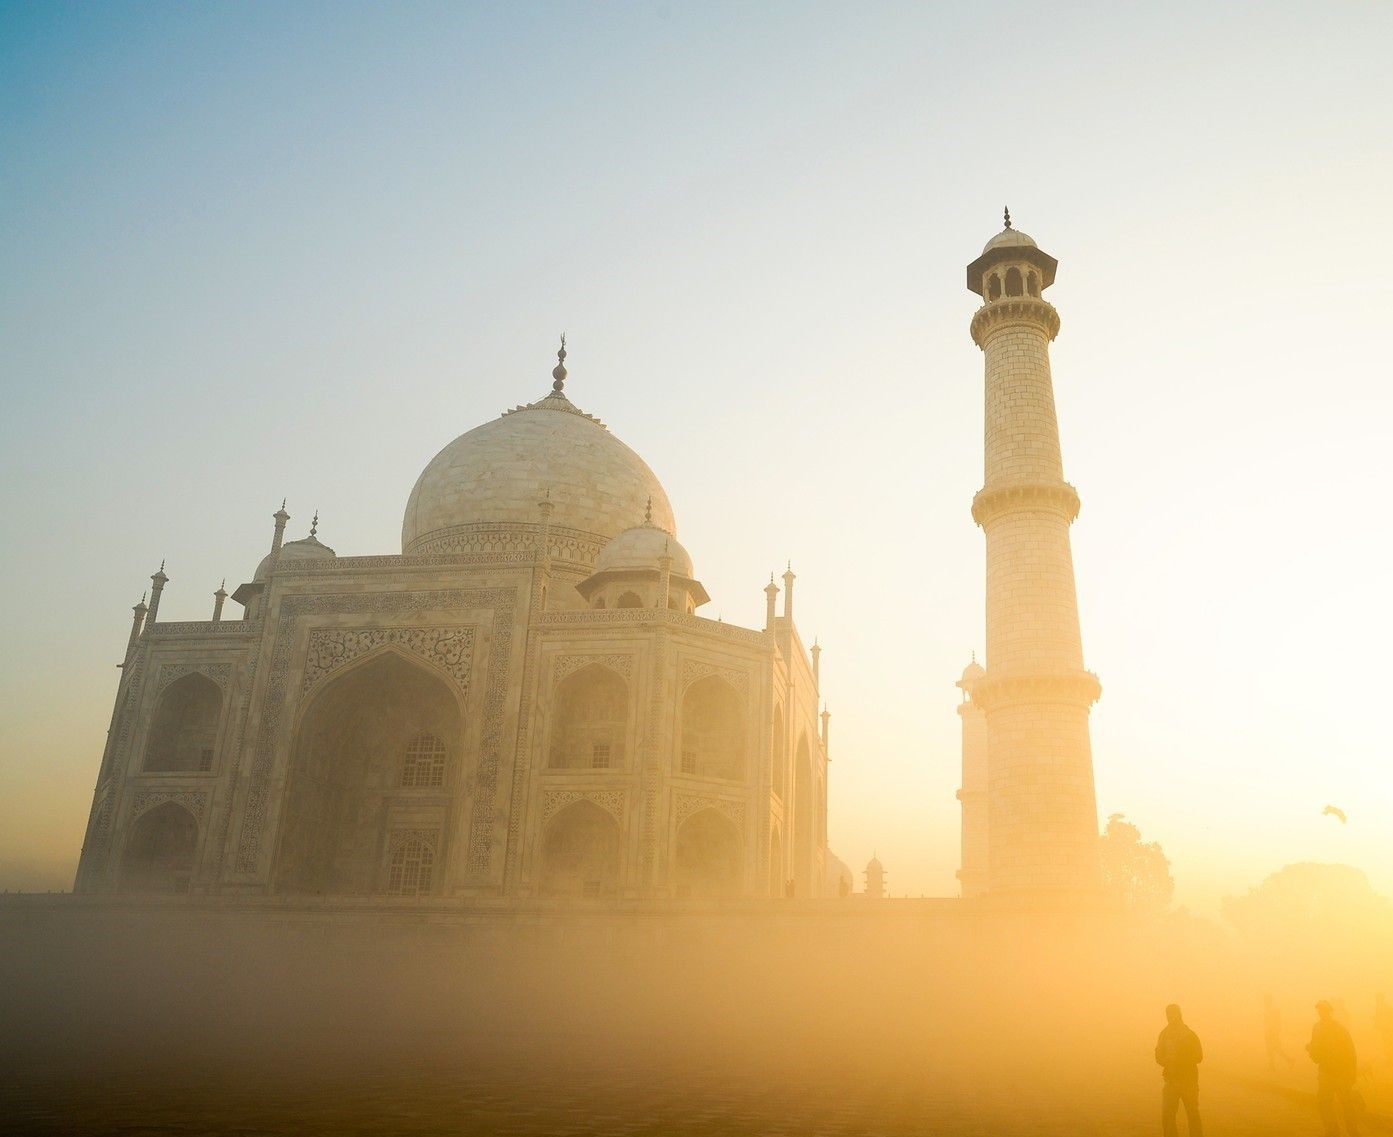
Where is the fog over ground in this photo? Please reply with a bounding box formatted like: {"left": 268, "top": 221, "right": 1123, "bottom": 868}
{"left": 4, "top": 888, "right": 1391, "bottom": 1134}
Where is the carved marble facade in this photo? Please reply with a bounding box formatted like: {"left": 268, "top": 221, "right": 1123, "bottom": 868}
{"left": 75, "top": 367, "right": 829, "bottom": 901}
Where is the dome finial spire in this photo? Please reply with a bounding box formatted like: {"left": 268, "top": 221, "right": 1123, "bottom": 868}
{"left": 310, "top": 510, "right": 319, "bottom": 538}
{"left": 551, "top": 333, "right": 568, "bottom": 393}
{"left": 1003, "top": 206, "right": 1011, "bottom": 230}
{"left": 644, "top": 495, "right": 653, "bottom": 525}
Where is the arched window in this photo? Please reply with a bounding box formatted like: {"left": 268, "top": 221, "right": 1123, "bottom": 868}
{"left": 144, "top": 673, "right": 222, "bottom": 772}
{"left": 120, "top": 801, "right": 198, "bottom": 893}
{"left": 387, "top": 835, "right": 434, "bottom": 897}
{"left": 593, "top": 597, "right": 606, "bottom": 609}
{"left": 679, "top": 675, "right": 744, "bottom": 779}
{"left": 988, "top": 273, "right": 1002, "bottom": 301}
{"left": 549, "top": 664, "right": 628, "bottom": 769}
{"left": 616, "top": 591, "right": 643, "bottom": 609}
{"left": 1027, "top": 270, "right": 1039, "bottom": 297}
{"left": 1005, "top": 266, "right": 1023, "bottom": 297}
{"left": 401, "top": 733, "right": 447, "bottom": 788}
{"left": 771, "top": 709, "right": 786, "bottom": 799}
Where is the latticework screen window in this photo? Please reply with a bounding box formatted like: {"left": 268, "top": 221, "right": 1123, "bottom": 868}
{"left": 591, "top": 743, "right": 610, "bottom": 769}
{"left": 387, "top": 837, "right": 434, "bottom": 897}
{"left": 681, "top": 749, "right": 697, "bottom": 775}
{"left": 401, "top": 733, "right": 447, "bottom": 787}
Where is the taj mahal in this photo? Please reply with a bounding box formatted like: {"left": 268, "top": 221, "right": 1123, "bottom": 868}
{"left": 74, "top": 216, "right": 1102, "bottom": 906}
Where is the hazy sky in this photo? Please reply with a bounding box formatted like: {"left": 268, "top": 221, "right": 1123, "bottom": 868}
{"left": 3, "top": 2, "right": 1391, "bottom": 910}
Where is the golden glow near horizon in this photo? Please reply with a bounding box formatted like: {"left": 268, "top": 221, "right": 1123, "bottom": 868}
{"left": 2, "top": 4, "right": 1392, "bottom": 910}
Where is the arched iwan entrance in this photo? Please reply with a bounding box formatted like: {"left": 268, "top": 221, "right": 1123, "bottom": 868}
{"left": 121, "top": 801, "right": 199, "bottom": 892}
{"left": 275, "top": 651, "right": 460, "bottom": 896}
{"left": 540, "top": 800, "right": 621, "bottom": 898}
{"left": 674, "top": 808, "right": 743, "bottom": 898}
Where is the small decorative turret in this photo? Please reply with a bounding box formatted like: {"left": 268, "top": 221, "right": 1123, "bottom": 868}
{"left": 782, "top": 561, "right": 796, "bottom": 621}
{"left": 126, "top": 592, "right": 148, "bottom": 653}
{"left": 146, "top": 561, "right": 168, "bottom": 625}
{"left": 811, "top": 638, "right": 822, "bottom": 690}
{"left": 270, "top": 499, "right": 290, "bottom": 558}
{"left": 764, "top": 574, "right": 779, "bottom": 630}
{"left": 212, "top": 579, "right": 228, "bottom": 622}
{"left": 820, "top": 703, "right": 831, "bottom": 753}
{"left": 657, "top": 541, "right": 673, "bottom": 611}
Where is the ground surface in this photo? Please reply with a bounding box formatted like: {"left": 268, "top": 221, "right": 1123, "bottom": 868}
{"left": 5, "top": 1049, "right": 1382, "bottom": 1136}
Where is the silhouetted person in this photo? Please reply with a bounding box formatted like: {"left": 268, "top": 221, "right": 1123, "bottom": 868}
{"left": 837, "top": 875, "right": 850, "bottom": 898}
{"left": 1307, "top": 1000, "right": 1361, "bottom": 1136}
{"left": 1374, "top": 994, "right": 1393, "bottom": 1070}
{"left": 1155, "top": 1004, "right": 1203, "bottom": 1137}
{"left": 1265, "top": 992, "right": 1295, "bottom": 1072}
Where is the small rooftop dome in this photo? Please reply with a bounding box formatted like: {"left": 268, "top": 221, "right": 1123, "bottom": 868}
{"left": 594, "top": 520, "right": 694, "bottom": 579}
{"left": 982, "top": 227, "right": 1037, "bottom": 253}
{"left": 255, "top": 532, "right": 336, "bottom": 580}
{"left": 957, "top": 659, "right": 986, "bottom": 691}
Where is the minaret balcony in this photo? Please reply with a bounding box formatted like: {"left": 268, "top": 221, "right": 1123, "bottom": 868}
{"left": 970, "top": 296, "right": 1060, "bottom": 346}
{"left": 971, "top": 481, "right": 1081, "bottom": 527}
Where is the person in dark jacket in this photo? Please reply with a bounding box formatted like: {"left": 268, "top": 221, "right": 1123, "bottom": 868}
{"left": 1307, "top": 1000, "right": 1361, "bottom": 1135}
{"left": 1155, "top": 1004, "right": 1204, "bottom": 1136}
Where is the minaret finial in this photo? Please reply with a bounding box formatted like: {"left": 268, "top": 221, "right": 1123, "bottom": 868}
{"left": 1003, "top": 206, "right": 1012, "bottom": 230}
{"left": 551, "top": 333, "right": 568, "bottom": 393}
{"left": 644, "top": 496, "right": 653, "bottom": 524}
{"left": 310, "top": 510, "right": 319, "bottom": 538}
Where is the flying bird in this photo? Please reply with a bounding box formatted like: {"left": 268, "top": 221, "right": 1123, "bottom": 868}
{"left": 1322, "top": 805, "right": 1348, "bottom": 824}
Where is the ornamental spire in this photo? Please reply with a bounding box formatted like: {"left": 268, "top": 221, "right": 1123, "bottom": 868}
{"left": 551, "top": 333, "right": 567, "bottom": 393}
{"left": 1003, "top": 206, "right": 1012, "bottom": 230}
{"left": 310, "top": 510, "right": 319, "bottom": 538}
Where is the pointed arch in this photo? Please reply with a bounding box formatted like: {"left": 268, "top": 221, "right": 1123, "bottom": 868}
{"left": 120, "top": 800, "right": 198, "bottom": 892}
{"left": 1005, "top": 266, "right": 1023, "bottom": 297}
{"left": 616, "top": 591, "right": 643, "bottom": 609}
{"left": 768, "top": 823, "right": 784, "bottom": 897}
{"left": 771, "top": 706, "right": 787, "bottom": 800}
{"left": 540, "top": 800, "right": 621, "bottom": 898}
{"left": 988, "top": 272, "right": 1003, "bottom": 301}
{"left": 144, "top": 673, "right": 222, "bottom": 772}
{"left": 679, "top": 674, "right": 745, "bottom": 780}
{"left": 548, "top": 663, "right": 628, "bottom": 770}
{"left": 793, "top": 733, "right": 815, "bottom": 896}
{"left": 275, "top": 650, "right": 460, "bottom": 896}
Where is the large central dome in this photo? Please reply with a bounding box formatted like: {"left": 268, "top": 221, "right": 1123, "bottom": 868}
{"left": 402, "top": 385, "right": 674, "bottom": 556}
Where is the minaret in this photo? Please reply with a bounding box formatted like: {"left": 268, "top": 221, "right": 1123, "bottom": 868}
{"left": 966, "top": 210, "right": 1101, "bottom": 900}
{"left": 211, "top": 580, "right": 228, "bottom": 622}
{"left": 763, "top": 574, "right": 779, "bottom": 630}
{"left": 955, "top": 656, "right": 988, "bottom": 898}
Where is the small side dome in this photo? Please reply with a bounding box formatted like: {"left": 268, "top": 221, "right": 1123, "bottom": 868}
{"left": 957, "top": 659, "right": 986, "bottom": 692}
{"left": 982, "top": 227, "right": 1037, "bottom": 253}
{"left": 594, "top": 523, "right": 694, "bottom": 579}
{"left": 255, "top": 533, "right": 337, "bottom": 580}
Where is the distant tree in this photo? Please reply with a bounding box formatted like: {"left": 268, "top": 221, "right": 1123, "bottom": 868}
{"left": 1099, "top": 813, "right": 1175, "bottom": 913}
{"left": 1223, "top": 863, "right": 1393, "bottom": 989}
